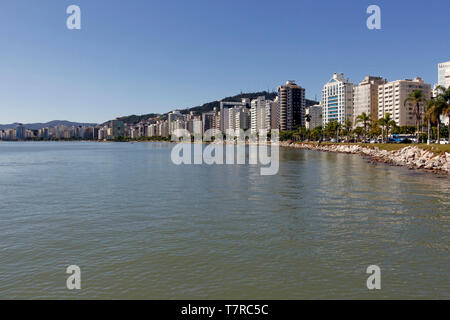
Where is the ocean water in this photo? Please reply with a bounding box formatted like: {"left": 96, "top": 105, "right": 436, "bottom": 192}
{"left": 0, "top": 141, "right": 449, "bottom": 299}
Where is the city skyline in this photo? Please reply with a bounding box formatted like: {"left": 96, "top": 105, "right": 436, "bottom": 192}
{"left": 0, "top": 63, "right": 446, "bottom": 127}
{"left": 0, "top": 67, "right": 445, "bottom": 135}
{"left": 1, "top": 0, "right": 450, "bottom": 124}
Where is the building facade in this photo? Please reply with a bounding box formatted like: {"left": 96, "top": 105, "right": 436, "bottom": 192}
{"left": 278, "top": 81, "right": 306, "bottom": 131}
{"left": 225, "top": 106, "right": 250, "bottom": 133}
{"left": 305, "top": 105, "right": 322, "bottom": 130}
{"left": 111, "top": 119, "right": 124, "bottom": 138}
{"left": 378, "top": 78, "right": 432, "bottom": 127}
{"left": 15, "top": 124, "right": 25, "bottom": 140}
{"left": 264, "top": 98, "right": 277, "bottom": 131}
{"left": 202, "top": 107, "right": 220, "bottom": 134}
{"left": 353, "top": 76, "right": 387, "bottom": 125}
{"left": 269, "top": 96, "right": 279, "bottom": 130}
{"left": 322, "top": 73, "right": 354, "bottom": 126}
{"left": 168, "top": 111, "right": 183, "bottom": 135}
{"left": 438, "top": 61, "right": 450, "bottom": 125}
{"left": 438, "top": 60, "right": 450, "bottom": 90}
{"left": 250, "top": 96, "right": 267, "bottom": 133}
{"left": 220, "top": 98, "right": 250, "bottom": 132}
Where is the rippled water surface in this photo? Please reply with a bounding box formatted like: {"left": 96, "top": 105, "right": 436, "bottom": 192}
{"left": 0, "top": 142, "right": 449, "bottom": 299}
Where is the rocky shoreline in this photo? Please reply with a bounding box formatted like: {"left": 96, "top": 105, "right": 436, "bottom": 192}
{"left": 279, "top": 142, "right": 450, "bottom": 175}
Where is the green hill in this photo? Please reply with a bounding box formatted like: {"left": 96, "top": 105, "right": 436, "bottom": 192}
{"left": 178, "top": 91, "right": 318, "bottom": 115}
{"left": 115, "top": 113, "right": 161, "bottom": 124}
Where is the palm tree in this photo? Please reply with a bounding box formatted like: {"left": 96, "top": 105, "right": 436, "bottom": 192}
{"left": 445, "top": 104, "right": 450, "bottom": 143}
{"left": 436, "top": 85, "right": 450, "bottom": 142}
{"left": 325, "top": 121, "right": 341, "bottom": 142}
{"left": 378, "top": 113, "right": 395, "bottom": 143}
{"left": 369, "top": 121, "right": 381, "bottom": 140}
{"left": 344, "top": 118, "right": 353, "bottom": 142}
{"left": 404, "top": 90, "right": 426, "bottom": 142}
{"left": 425, "top": 98, "right": 445, "bottom": 144}
{"left": 305, "top": 114, "right": 312, "bottom": 125}
{"left": 425, "top": 99, "right": 434, "bottom": 144}
{"left": 355, "top": 112, "right": 371, "bottom": 142}
{"left": 324, "top": 122, "right": 332, "bottom": 140}
{"left": 311, "top": 126, "right": 323, "bottom": 142}
{"left": 436, "top": 85, "right": 450, "bottom": 99}
{"left": 388, "top": 119, "right": 397, "bottom": 139}
{"left": 378, "top": 115, "right": 387, "bottom": 143}
{"left": 353, "top": 127, "right": 364, "bottom": 141}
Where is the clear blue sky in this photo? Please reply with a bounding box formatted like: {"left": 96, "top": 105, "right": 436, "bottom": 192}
{"left": 0, "top": 0, "right": 449, "bottom": 124}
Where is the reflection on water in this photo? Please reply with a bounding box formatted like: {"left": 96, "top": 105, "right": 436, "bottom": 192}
{"left": 0, "top": 142, "right": 449, "bottom": 299}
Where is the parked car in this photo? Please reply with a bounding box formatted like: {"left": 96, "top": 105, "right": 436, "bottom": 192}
{"left": 440, "top": 139, "right": 449, "bottom": 145}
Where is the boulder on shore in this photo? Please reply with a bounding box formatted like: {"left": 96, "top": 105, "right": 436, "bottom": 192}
{"left": 278, "top": 142, "right": 449, "bottom": 174}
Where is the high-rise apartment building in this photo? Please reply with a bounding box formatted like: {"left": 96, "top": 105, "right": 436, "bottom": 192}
{"left": 146, "top": 124, "right": 156, "bottom": 137}
{"left": 220, "top": 98, "right": 250, "bottom": 132}
{"left": 269, "top": 96, "right": 279, "bottom": 130}
{"left": 438, "top": 61, "right": 450, "bottom": 89}
{"left": 322, "top": 73, "right": 354, "bottom": 126}
{"left": 15, "top": 124, "right": 25, "bottom": 140}
{"left": 111, "top": 119, "right": 124, "bottom": 138}
{"left": 186, "top": 114, "right": 202, "bottom": 135}
{"left": 236, "top": 107, "right": 250, "bottom": 131}
{"left": 225, "top": 106, "right": 250, "bottom": 133}
{"left": 168, "top": 111, "right": 183, "bottom": 135}
{"left": 353, "top": 76, "right": 387, "bottom": 125}
{"left": 250, "top": 96, "right": 267, "bottom": 133}
{"left": 227, "top": 107, "right": 238, "bottom": 132}
{"left": 437, "top": 61, "right": 450, "bottom": 125}
{"left": 264, "top": 98, "right": 278, "bottom": 130}
{"left": 170, "top": 119, "right": 186, "bottom": 134}
{"left": 202, "top": 107, "right": 220, "bottom": 134}
{"left": 157, "top": 120, "right": 169, "bottom": 138}
{"left": 278, "top": 81, "right": 306, "bottom": 130}
{"left": 378, "top": 77, "right": 432, "bottom": 127}
{"left": 305, "top": 105, "right": 322, "bottom": 130}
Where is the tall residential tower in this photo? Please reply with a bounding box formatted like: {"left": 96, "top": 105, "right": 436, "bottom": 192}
{"left": 250, "top": 96, "right": 267, "bottom": 134}
{"left": 321, "top": 73, "right": 354, "bottom": 126}
{"left": 378, "top": 78, "right": 431, "bottom": 127}
{"left": 438, "top": 61, "right": 450, "bottom": 89}
{"left": 353, "top": 76, "right": 387, "bottom": 125}
{"left": 438, "top": 61, "right": 450, "bottom": 125}
{"left": 277, "top": 81, "right": 306, "bottom": 131}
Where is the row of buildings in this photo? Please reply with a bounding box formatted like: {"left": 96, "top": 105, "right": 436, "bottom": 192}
{"left": 306, "top": 60, "right": 450, "bottom": 130}
{"left": 1, "top": 79, "right": 310, "bottom": 141}
{"left": 202, "top": 80, "right": 307, "bottom": 135}
{"left": 0, "top": 124, "right": 100, "bottom": 141}
{"left": 318, "top": 74, "right": 433, "bottom": 129}
{"left": 2, "top": 61, "right": 449, "bottom": 140}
